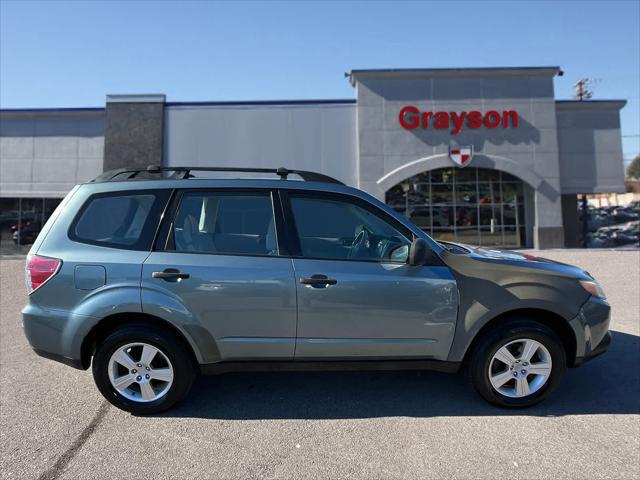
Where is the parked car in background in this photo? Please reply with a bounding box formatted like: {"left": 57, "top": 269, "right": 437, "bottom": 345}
{"left": 12, "top": 222, "right": 41, "bottom": 245}
{"left": 581, "top": 201, "right": 640, "bottom": 248}
{"left": 592, "top": 221, "right": 640, "bottom": 247}
{"left": 22, "top": 166, "right": 611, "bottom": 414}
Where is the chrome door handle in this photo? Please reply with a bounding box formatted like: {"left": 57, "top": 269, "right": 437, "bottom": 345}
{"left": 300, "top": 274, "right": 337, "bottom": 287}
{"left": 152, "top": 268, "right": 190, "bottom": 280}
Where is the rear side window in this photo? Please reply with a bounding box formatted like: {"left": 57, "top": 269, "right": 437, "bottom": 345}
{"left": 171, "top": 191, "right": 277, "bottom": 256}
{"left": 71, "top": 190, "right": 170, "bottom": 250}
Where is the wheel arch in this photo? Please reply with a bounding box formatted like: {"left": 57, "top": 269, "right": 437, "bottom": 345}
{"left": 461, "top": 308, "right": 578, "bottom": 367}
{"left": 80, "top": 312, "right": 209, "bottom": 369}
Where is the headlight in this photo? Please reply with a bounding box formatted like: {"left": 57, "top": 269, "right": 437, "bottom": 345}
{"left": 580, "top": 280, "right": 606, "bottom": 300}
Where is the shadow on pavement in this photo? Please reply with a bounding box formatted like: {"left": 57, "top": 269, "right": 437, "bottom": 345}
{"left": 166, "top": 330, "right": 640, "bottom": 420}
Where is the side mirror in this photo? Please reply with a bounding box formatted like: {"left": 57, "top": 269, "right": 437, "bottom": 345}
{"left": 389, "top": 244, "right": 409, "bottom": 262}
{"left": 409, "top": 238, "right": 429, "bottom": 266}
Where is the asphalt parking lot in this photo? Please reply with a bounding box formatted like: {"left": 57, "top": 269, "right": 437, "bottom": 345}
{"left": 1, "top": 250, "right": 639, "bottom": 480}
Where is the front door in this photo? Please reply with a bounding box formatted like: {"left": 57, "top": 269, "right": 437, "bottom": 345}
{"left": 142, "top": 189, "right": 297, "bottom": 361}
{"left": 285, "top": 191, "right": 458, "bottom": 361}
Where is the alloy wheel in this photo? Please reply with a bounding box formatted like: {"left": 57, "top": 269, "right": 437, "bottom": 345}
{"left": 488, "top": 338, "right": 553, "bottom": 398}
{"left": 107, "top": 342, "right": 174, "bottom": 403}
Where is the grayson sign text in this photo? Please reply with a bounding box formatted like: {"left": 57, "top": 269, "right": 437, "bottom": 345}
{"left": 398, "top": 106, "right": 519, "bottom": 134}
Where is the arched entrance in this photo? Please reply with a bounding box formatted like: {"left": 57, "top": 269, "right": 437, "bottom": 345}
{"left": 385, "top": 167, "right": 529, "bottom": 247}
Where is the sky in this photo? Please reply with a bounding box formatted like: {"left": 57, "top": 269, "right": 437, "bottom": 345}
{"left": 1, "top": 0, "right": 638, "bottom": 163}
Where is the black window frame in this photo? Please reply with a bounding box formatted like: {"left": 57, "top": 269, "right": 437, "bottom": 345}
{"left": 68, "top": 189, "right": 172, "bottom": 251}
{"left": 282, "top": 189, "right": 416, "bottom": 264}
{"left": 155, "top": 188, "right": 288, "bottom": 258}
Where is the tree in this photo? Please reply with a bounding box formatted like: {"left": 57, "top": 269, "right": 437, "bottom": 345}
{"left": 627, "top": 155, "right": 640, "bottom": 180}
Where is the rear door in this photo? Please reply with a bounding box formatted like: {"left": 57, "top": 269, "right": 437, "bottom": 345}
{"left": 284, "top": 191, "right": 458, "bottom": 361}
{"left": 142, "top": 189, "right": 297, "bottom": 361}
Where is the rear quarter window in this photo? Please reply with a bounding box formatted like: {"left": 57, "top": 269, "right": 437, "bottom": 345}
{"left": 70, "top": 190, "right": 171, "bottom": 250}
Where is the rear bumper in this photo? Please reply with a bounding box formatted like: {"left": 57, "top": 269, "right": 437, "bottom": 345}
{"left": 22, "top": 303, "right": 88, "bottom": 370}
{"left": 32, "top": 348, "right": 84, "bottom": 370}
{"left": 572, "top": 296, "right": 611, "bottom": 367}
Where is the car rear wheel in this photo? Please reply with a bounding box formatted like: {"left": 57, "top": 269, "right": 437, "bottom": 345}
{"left": 469, "top": 320, "right": 566, "bottom": 408}
{"left": 92, "top": 324, "right": 196, "bottom": 414}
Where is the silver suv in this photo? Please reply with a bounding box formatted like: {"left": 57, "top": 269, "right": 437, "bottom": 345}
{"left": 22, "top": 166, "right": 611, "bottom": 414}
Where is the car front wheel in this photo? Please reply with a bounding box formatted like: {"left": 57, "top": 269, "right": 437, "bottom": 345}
{"left": 92, "top": 324, "right": 196, "bottom": 414}
{"left": 469, "top": 320, "right": 567, "bottom": 408}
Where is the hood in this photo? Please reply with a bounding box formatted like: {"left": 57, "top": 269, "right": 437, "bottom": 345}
{"left": 438, "top": 241, "right": 592, "bottom": 281}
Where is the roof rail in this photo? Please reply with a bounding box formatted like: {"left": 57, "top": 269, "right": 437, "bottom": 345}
{"left": 91, "top": 165, "right": 345, "bottom": 185}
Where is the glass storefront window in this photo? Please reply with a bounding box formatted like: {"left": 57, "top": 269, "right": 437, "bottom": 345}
{"left": 455, "top": 184, "right": 476, "bottom": 204}
{"left": 502, "top": 183, "right": 524, "bottom": 204}
{"left": 478, "top": 169, "right": 501, "bottom": 182}
{"left": 454, "top": 168, "right": 477, "bottom": 183}
{"left": 478, "top": 183, "right": 497, "bottom": 204}
{"left": 430, "top": 168, "right": 454, "bottom": 184}
{"left": 408, "top": 207, "right": 431, "bottom": 229}
{"left": 432, "top": 227, "right": 456, "bottom": 242}
{"left": 409, "top": 172, "right": 430, "bottom": 183}
{"left": 431, "top": 184, "right": 453, "bottom": 204}
{"left": 480, "top": 227, "right": 506, "bottom": 246}
{"left": 503, "top": 205, "right": 518, "bottom": 225}
{"left": 385, "top": 167, "right": 528, "bottom": 248}
{"left": 479, "top": 205, "right": 500, "bottom": 226}
{"left": 456, "top": 227, "right": 480, "bottom": 245}
{"left": 385, "top": 185, "right": 406, "bottom": 206}
{"left": 455, "top": 206, "right": 477, "bottom": 227}
{"left": 503, "top": 227, "right": 522, "bottom": 247}
{"left": 432, "top": 206, "right": 454, "bottom": 228}
{"left": 0, "top": 198, "right": 62, "bottom": 255}
{"left": 407, "top": 185, "right": 430, "bottom": 206}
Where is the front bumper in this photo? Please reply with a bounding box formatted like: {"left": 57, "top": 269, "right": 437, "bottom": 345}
{"left": 578, "top": 330, "right": 611, "bottom": 365}
{"left": 571, "top": 295, "right": 611, "bottom": 367}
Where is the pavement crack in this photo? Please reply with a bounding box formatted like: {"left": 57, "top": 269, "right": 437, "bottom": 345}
{"left": 37, "top": 401, "right": 110, "bottom": 480}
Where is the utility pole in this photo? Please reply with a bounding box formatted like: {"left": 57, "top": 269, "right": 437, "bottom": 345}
{"left": 574, "top": 78, "right": 594, "bottom": 101}
{"left": 580, "top": 194, "right": 589, "bottom": 247}
{"left": 575, "top": 77, "right": 597, "bottom": 247}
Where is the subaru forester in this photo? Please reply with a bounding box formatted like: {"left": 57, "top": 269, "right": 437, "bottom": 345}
{"left": 22, "top": 166, "right": 611, "bottom": 414}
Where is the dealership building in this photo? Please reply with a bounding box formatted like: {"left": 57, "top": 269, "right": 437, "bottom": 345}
{"left": 0, "top": 66, "right": 627, "bottom": 251}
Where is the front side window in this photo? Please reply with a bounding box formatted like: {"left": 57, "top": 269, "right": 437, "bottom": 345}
{"left": 172, "top": 191, "right": 277, "bottom": 256}
{"left": 289, "top": 194, "right": 411, "bottom": 262}
{"left": 72, "top": 191, "right": 167, "bottom": 250}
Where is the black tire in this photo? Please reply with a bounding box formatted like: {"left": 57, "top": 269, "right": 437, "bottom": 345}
{"left": 468, "top": 319, "right": 566, "bottom": 408}
{"left": 92, "top": 324, "right": 197, "bottom": 415}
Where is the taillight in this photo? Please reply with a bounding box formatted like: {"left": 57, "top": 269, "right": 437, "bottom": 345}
{"left": 25, "top": 254, "right": 61, "bottom": 294}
